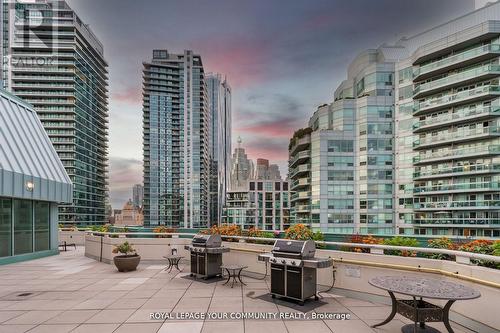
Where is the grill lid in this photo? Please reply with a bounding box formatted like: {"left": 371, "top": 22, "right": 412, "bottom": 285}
{"left": 272, "top": 239, "right": 316, "bottom": 259}
{"left": 191, "top": 234, "right": 222, "bottom": 248}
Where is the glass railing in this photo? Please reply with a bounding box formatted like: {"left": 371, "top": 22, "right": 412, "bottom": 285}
{"left": 414, "top": 144, "right": 500, "bottom": 163}
{"left": 414, "top": 181, "right": 500, "bottom": 193}
{"left": 415, "top": 85, "right": 500, "bottom": 113}
{"left": 414, "top": 64, "right": 500, "bottom": 95}
{"left": 414, "top": 44, "right": 500, "bottom": 77}
{"left": 413, "top": 105, "right": 500, "bottom": 130}
{"left": 414, "top": 163, "right": 500, "bottom": 178}
{"left": 414, "top": 200, "right": 500, "bottom": 209}
{"left": 290, "top": 150, "right": 310, "bottom": 166}
{"left": 291, "top": 191, "right": 311, "bottom": 200}
{"left": 291, "top": 178, "right": 310, "bottom": 188}
{"left": 12, "top": 67, "right": 75, "bottom": 73}
{"left": 413, "top": 126, "right": 500, "bottom": 147}
{"left": 290, "top": 164, "right": 310, "bottom": 177}
{"left": 296, "top": 205, "right": 311, "bottom": 211}
{"left": 413, "top": 217, "right": 500, "bottom": 225}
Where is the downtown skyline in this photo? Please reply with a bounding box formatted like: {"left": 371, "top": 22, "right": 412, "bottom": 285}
{"left": 65, "top": 0, "right": 476, "bottom": 208}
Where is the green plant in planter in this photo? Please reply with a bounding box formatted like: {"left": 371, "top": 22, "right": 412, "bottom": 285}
{"left": 493, "top": 241, "right": 500, "bottom": 257}
{"left": 112, "top": 241, "right": 140, "bottom": 272}
{"left": 426, "top": 237, "right": 457, "bottom": 260}
{"left": 112, "top": 241, "right": 137, "bottom": 256}
{"left": 382, "top": 236, "right": 419, "bottom": 257}
{"left": 312, "top": 231, "right": 325, "bottom": 249}
{"left": 285, "top": 224, "right": 313, "bottom": 240}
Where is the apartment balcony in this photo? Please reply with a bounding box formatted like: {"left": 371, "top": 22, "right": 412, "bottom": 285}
{"left": 414, "top": 181, "right": 500, "bottom": 195}
{"left": 290, "top": 163, "right": 310, "bottom": 178}
{"left": 414, "top": 85, "right": 500, "bottom": 116}
{"left": 289, "top": 150, "right": 310, "bottom": 168}
{"left": 291, "top": 177, "right": 310, "bottom": 190}
{"left": 295, "top": 204, "right": 311, "bottom": 213}
{"left": 413, "top": 105, "right": 500, "bottom": 133}
{"left": 413, "top": 44, "right": 500, "bottom": 81}
{"left": 289, "top": 135, "right": 311, "bottom": 155}
{"left": 413, "top": 163, "right": 500, "bottom": 180}
{"left": 413, "top": 144, "right": 500, "bottom": 165}
{"left": 11, "top": 67, "right": 75, "bottom": 74}
{"left": 290, "top": 191, "right": 311, "bottom": 201}
{"left": 413, "top": 126, "right": 500, "bottom": 149}
{"left": 412, "top": 217, "right": 500, "bottom": 226}
{"left": 413, "top": 64, "right": 500, "bottom": 98}
{"left": 414, "top": 199, "right": 500, "bottom": 210}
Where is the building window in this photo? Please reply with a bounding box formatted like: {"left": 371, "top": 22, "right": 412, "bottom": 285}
{"left": 249, "top": 182, "right": 255, "bottom": 190}
{"left": 34, "top": 202, "right": 50, "bottom": 252}
{"left": 257, "top": 182, "right": 263, "bottom": 191}
{"left": 275, "top": 182, "right": 281, "bottom": 191}
{"left": 14, "top": 200, "right": 33, "bottom": 255}
{"left": 0, "top": 199, "right": 12, "bottom": 257}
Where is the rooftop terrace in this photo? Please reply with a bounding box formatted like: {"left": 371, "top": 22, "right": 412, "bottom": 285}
{"left": 0, "top": 247, "right": 482, "bottom": 333}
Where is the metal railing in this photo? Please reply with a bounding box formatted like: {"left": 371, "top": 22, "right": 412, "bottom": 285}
{"left": 85, "top": 231, "right": 500, "bottom": 264}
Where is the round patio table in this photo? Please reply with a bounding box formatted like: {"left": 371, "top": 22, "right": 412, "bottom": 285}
{"left": 369, "top": 276, "right": 480, "bottom": 333}
{"left": 163, "top": 255, "right": 183, "bottom": 273}
{"left": 221, "top": 264, "right": 248, "bottom": 288}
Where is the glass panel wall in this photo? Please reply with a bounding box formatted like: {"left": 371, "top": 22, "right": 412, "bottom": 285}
{"left": 13, "top": 199, "right": 33, "bottom": 255}
{"left": 0, "top": 199, "right": 12, "bottom": 257}
{"left": 34, "top": 202, "right": 50, "bottom": 251}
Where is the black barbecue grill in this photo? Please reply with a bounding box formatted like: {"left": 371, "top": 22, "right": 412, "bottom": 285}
{"left": 184, "top": 234, "right": 229, "bottom": 279}
{"left": 258, "top": 239, "right": 333, "bottom": 305}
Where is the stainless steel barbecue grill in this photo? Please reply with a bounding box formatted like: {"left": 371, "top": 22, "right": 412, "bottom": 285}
{"left": 184, "top": 234, "right": 229, "bottom": 279}
{"left": 258, "top": 239, "right": 333, "bottom": 305}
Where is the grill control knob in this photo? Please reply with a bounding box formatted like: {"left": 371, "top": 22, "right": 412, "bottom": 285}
{"left": 281, "top": 260, "right": 286, "bottom": 264}
{"left": 291, "top": 261, "right": 296, "bottom": 265}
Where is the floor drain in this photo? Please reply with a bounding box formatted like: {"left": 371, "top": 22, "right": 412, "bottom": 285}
{"left": 17, "top": 293, "right": 33, "bottom": 297}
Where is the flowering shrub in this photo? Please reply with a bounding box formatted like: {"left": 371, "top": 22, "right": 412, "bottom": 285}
{"left": 426, "top": 237, "right": 458, "bottom": 260}
{"left": 458, "top": 239, "right": 494, "bottom": 254}
{"left": 347, "top": 234, "right": 383, "bottom": 253}
{"left": 153, "top": 226, "right": 174, "bottom": 238}
{"left": 203, "top": 224, "right": 241, "bottom": 241}
{"left": 284, "top": 224, "right": 324, "bottom": 248}
{"left": 458, "top": 239, "right": 500, "bottom": 268}
{"left": 285, "top": 224, "right": 313, "bottom": 240}
{"left": 244, "top": 227, "right": 275, "bottom": 244}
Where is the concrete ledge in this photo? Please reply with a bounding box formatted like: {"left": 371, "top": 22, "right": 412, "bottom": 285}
{"left": 0, "top": 249, "right": 59, "bottom": 266}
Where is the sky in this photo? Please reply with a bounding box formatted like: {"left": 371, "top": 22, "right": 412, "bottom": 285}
{"left": 65, "top": 0, "right": 476, "bottom": 209}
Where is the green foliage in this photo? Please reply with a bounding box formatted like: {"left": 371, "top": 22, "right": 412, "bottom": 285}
{"left": 285, "top": 224, "right": 324, "bottom": 248}
{"left": 382, "top": 236, "right": 419, "bottom": 257}
{"left": 91, "top": 224, "right": 110, "bottom": 232}
{"left": 493, "top": 242, "right": 500, "bottom": 257}
{"left": 288, "top": 127, "right": 312, "bottom": 150}
{"left": 112, "top": 241, "right": 136, "bottom": 255}
{"left": 312, "top": 231, "right": 325, "bottom": 249}
{"left": 426, "top": 237, "right": 457, "bottom": 260}
{"left": 285, "top": 224, "right": 313, "bottom": 240}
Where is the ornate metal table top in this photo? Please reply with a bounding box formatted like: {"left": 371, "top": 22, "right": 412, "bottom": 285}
{"left": 220, "top": 264, "right": 248, "bottom": 270}
{"left": 163, "top": 255, "right": 183, "bottom": 259}
{"left": 369, "top": 276, "right": 481, "bottom": 300}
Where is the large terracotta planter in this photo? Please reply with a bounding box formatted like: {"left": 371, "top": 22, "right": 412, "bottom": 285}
{"left": 113, "top": 254, "right": 141, "bottom": 272}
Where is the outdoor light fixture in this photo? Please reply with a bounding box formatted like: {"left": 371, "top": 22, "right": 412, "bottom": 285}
{"left": 25, "top": 181, "right": 34, "bottom": 192}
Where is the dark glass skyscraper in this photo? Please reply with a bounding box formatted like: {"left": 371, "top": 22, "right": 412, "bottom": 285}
{"left": 1, "top": 0, "right": 109, "bottom": 225}
{"left": 143, "top": 50, "right": 209, "bottom": 228}
{"left": 207, "top": 73, "right": 231, "bottom": 225}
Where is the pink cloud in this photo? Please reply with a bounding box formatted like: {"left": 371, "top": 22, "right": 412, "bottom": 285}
{"left": 236, "top": 122, "right": 296, "bottom": 138}
{"left": 245, "top": 145, "right": 289, "bottom": 162}
{"left": 111, "top": 86, "right": 142, "bottom": 105}
{"left": 192, "top": 36, "right": 271, "bottom": 87}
